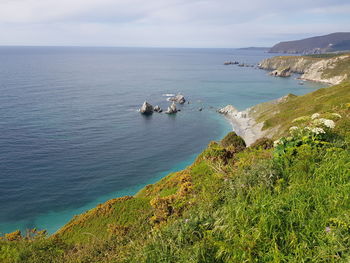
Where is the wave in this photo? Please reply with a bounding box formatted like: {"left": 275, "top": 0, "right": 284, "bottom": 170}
{"left": 162, "top": 93, "right": 175, "bottom": 97}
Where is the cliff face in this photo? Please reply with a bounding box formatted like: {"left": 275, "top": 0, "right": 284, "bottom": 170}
{"left": 259, "top": 54, "right": 350, "bottom": 85}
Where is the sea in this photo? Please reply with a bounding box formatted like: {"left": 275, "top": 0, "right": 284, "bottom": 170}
{"left": 0, "top": 47, "right": 326, "bottom": 234}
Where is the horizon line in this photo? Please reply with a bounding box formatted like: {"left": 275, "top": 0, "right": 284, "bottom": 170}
{"left": 0, "top": 45, "right": 272, "bottom": 50}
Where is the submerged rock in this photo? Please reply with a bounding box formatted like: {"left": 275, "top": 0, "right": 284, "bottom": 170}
{"left": 139, "top": 101, "right": 153, "bottom": 114}
{"left": 224, "top": 61, "right": 239, "bottom": 65}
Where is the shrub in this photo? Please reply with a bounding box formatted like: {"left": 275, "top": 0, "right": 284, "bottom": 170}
{"left": 221, "top": 132, "right": 246, "bottom": 152}
{"left": 5, "top": 230, "right": 22, "bottom": 241}
{"left": 150, "top": 195, "right": 176, "bottom": 225}
{"left": 250, "top": 137, "right": 274, "bottom": 150}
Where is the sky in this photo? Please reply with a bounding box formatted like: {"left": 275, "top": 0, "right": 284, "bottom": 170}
{"left": 0, "top": 0, "right": 350, "bottom": 48}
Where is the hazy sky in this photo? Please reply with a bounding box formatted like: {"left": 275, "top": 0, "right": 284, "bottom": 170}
{"left": 1, "top": 0, "right": 350, "bottom": 47}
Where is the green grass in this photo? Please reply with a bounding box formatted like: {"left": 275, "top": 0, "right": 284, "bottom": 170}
{"left": 251, "top": 81, "right": 350, "bottom": 137}
{"left": 306, "top": 53, "right": 347, "bottom": 59}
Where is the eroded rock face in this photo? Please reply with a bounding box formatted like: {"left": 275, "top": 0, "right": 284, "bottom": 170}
{"left": 259, "top": 55, "right": 350, "bottom": 85}
{"left": 139, "top": 101, "right": 153, "bottom": 114}
{"left": 269, "top": 67, "right": 291, "bottom": 77}
{"left": 166, "top": 102, "right": 177, "bottom": 114}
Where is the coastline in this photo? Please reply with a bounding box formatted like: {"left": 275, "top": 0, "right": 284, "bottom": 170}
{"left": 218, "top": 105, "right": 266, "bottom": 146}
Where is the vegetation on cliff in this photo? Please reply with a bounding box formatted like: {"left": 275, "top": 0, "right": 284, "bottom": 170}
{"left": 1, "top": 82, "right": 350, "bottom": 262}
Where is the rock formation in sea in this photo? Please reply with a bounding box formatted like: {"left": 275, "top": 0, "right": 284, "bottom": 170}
{"left": 154, "top": 105, "right": 162, "bottom": 113}
{"left": 139, "top": 101, "right": 154, "bottom": 114}
{"left": 169, "top": 94, "right": 186, "bottom": 104}
{"left": 165, "top": 102, "right": 178, "bottom": 114}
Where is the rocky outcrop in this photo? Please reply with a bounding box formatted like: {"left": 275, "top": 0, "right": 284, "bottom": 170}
{"left": 218, "top": 105, "right": 238, "bottom": 115}
{"left": 165, "top": 102, "right": 178, "bottom": 114}
{"left": 154, "top": 105, "right": 162, "bottom": 113}
{"left": 269, "top": 67, "right": 291, "bottom": 77}
{"left": 224, "top": 61, "right": 239, "bottom": 65}
{"left": 139, "top": 101, "right": 153, "bottom": 114}
{"left": 169, "top": 94, "right": 186, "bottom": 104}
{"left": 259, "top": 54, "right": 350, "bottom": 85}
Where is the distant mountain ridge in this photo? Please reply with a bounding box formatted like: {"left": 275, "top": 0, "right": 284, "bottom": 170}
{"left": 269, "top": 32, "right": 350, "bottom": 54}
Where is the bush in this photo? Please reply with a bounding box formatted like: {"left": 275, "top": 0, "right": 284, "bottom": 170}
{"left": 250, "top": 137, "right": 274, "bottom": 150}
{"left": 221, "top": 132, "right": 246, "bottom": 152}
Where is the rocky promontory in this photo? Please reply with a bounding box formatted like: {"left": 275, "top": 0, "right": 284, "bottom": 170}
{"left": 259, "top": 54, "right": 350, "bottom": 85}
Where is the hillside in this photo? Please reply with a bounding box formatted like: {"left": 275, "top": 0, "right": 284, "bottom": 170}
{"left": 269, "top": 32, "right": 350, "bottom": 54}
{"left": 258, "top": 53, "right": 350, "bottom": 85}
{"left": 1, "top": 80, "right": 349, "bottom": 262}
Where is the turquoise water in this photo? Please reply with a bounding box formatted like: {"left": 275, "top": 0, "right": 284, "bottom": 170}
{"left": 0, "top": 47, "right": 325, "bottom": 234}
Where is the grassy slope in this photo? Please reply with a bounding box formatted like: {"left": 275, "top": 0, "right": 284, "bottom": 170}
{"left": 251, "top": 81, "right": 350, "bottom": 137}
{"left": 1, "top": 83, "right": 350, "bottom": 262}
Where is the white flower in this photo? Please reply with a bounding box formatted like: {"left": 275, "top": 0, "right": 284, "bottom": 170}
{"left": 313, "top": 118, "right": 335, "bottom": 129}
{"left": 311, "top": 127, "right": 325, "bottom": 135}
{"left": 323, "top": 119, "right": 335, "bottom": 129}
{"left": 311, "top": 113, "right": 320, "bottom": 119}
{"left": 316, "top": 118, "right": 335, "bottom": 129}
{"left": 332, "top": 113, "right": 341, "bottom": 119}
{"left": 304, "top": 127, "right": 311, "bottom": 131}
{"left": 273, "top": 139, "right": 281, "bottom": 147}
{"left": 289, "top": 126, "right": 299, "bottom": 131}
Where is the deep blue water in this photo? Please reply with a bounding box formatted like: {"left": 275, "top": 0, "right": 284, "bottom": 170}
{"left": 0, "top": 47, "right": 325, "bottom": 234}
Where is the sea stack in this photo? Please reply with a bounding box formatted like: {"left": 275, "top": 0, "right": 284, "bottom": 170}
{"left": 166, "top": 102, "right": 178, "bottom": 114}
{"left": 153, "top": 105, "right": 162, "bottom": 113}
{"left": 139, "top": 101, "right": 153, "bottom": 114}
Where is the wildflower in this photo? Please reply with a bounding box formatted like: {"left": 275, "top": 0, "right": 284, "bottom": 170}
{"left": 332, "top": 113, "right": 342, "bottom": 118}
{"left": 311, "top": 113, "right": 320, "bottom": 119}
{"left": 304, "top": 127, "right": 311, "bottom": 131}
{"left": 323, "top": 119, "right": 335, "bottom": 129}
{"left": 289, "top": 126, "right": 299, "bottom": 132}
{"left": 311, "top": 127, "right": 325, "bottom": 135}
{"left": 325, "top": 226, "right": 331, "bottom": 233}
{"left": 273, "top": 139, "right": 281, "bottom": 147}
{"left": 313, "top": 118, "right": 335, "bottom": 129}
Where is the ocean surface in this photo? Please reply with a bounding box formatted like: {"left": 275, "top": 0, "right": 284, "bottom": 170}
{"left": 0, "top": 47, "right": 325, "bottom": 234}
